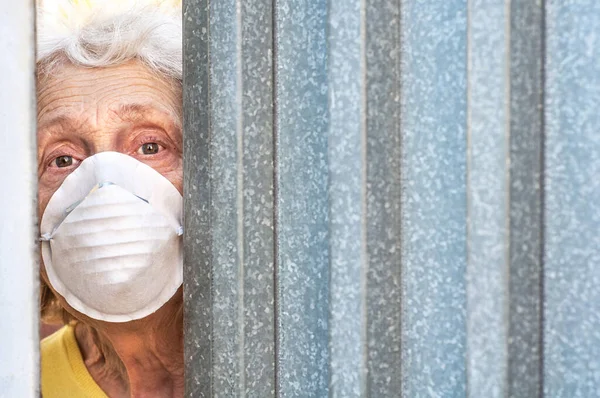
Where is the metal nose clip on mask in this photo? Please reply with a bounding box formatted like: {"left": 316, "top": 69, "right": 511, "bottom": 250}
{"left": 40, "top": 152, "right": 183, "bottom": 323}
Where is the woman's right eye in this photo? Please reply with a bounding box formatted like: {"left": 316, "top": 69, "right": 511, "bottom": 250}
{"left": 54, "top": 155, "right": 73, "bottom": 168}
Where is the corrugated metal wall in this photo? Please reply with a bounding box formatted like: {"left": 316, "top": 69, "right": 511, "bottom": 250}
{"left": 1, "top": 0, "right": 599, "bottom": 397}
{"left": 182, "top": 0, "right": 600, "bottom": 397}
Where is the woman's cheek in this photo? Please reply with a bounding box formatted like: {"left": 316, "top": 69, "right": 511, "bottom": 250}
{"left": 140, "top": 151, "right": 183, "bottom": 192}
{"left": 162, "top": 167, "right": 183, "bottom": 194}
{"left": 38, "top": 181, "right": 59, "bottom": 217}
{"left": 38, "top": 165, "right": 79, "bottom": 215}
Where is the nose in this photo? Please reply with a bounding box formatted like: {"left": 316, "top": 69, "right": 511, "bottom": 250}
{"left": 89, "top": 131, "right": 121, "bottom": 156}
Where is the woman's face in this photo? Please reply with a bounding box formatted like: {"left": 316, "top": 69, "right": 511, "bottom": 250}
{"left": 37, "top": 60, "right": 183, "bottom": 323}
{"left": 37, "top": 60, "right": 183, "bottom": 217}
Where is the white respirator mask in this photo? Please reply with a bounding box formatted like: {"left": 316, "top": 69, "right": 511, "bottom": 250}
{"left": 40, "top": 152, "right": 183, "bottom": 323}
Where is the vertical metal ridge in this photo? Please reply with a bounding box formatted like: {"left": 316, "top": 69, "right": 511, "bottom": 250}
{"left": 468, "top": 0, "right": 516, "bottom": 395}
{"left": 537, "top": 1, "right": 546, "bottom": 396}
{"left": 395, "top": 0, "right": 403, "bottom": 394}
{"left": 465, "top": 1, "right": 472, "bottom": 396}
{"left": 359, "top": 0, "right": 369, "bottom": 395}
{"left": 503, "top": 0, "right": 512, "bottom": 395}
{"left": 238, "top": 0, "right": 276, "bottom": 395}
{"left": 275, "top": 0, "right": 330, "bottom": 395}
{"left": 207, "top": 0, "right": 244, "bottom": 394}
{"left": 235, "top": 0, "right": 245, "bottom": 395}
{"left": 400, "top": 1, "right": 468, "bottom": 395}
{"left": 364, "top": 0, "right": 402, "bottom": 395}
{"left": 327, "top": 0, "right": 364, "bottom": 394}
{"left": 271, "top": 1, "right": 280, "bottom": 395}
{"left": 207, "top": 1, "right": 214, "bottom": 394}
{"left": 507, "top": 0, "right": 544, "bottom": 396}
{"left": 183, "top": 0, "right": 214, "bottom": 395}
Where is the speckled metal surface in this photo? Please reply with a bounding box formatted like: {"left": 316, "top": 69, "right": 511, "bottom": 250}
{"left": 400, "top": 1, "right": 468, "bottom": 396}
{"left": 238, "top": 0, "right": 276, "bottom": 396}
{"left": 328, "top": 0, "right": 367, "bottom": 396}
{"left": 183, "top": 1, "right": 213, "bottom": 396}
{"left": 183, "top": 0, "right": 275, "bottom": 396}
{"left": 0, "top": 1, "right": 39, "bottom": 396}
{"left": 467, "top": 3, "right": 546, "bottom": 397}
{"left": 207, "top": 1, "right": 244, "bottom": 395}
{"left": 467, "top": 1, "right": 510, "bottom": 397}
{"left": 365, "top": 0, "right": 403, "bottom": 396}
{"left": 274, "top": 1, "right": 331, "bottom": 396}
{"left": 183, "top": 0, "right": 600, "bottom": 396}
{"left": 508, "top": 1, "right": 544, "bottom": 396}
{"left": 544, "top": 1, "right": 600, "bottom": 396}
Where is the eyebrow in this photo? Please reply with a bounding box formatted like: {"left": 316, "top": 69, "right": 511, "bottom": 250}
{"left": 117, "top": 102, "right": 182, "bottom": 126}
{"left": 113, "top": 103, "right": 159, "bottom": 123}
{"left": 37, "top": 114, "right": 87, "bottom": 133}
{"left": 38, "top": 103, "right": 177, "bottom": 133}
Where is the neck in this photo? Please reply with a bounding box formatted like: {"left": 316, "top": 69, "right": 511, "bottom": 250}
{"left": 76, "top": 290, "right": 184, "bottom": 398}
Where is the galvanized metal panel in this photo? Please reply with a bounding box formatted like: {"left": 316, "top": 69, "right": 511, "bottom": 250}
{"left": 327, "top": 0, "right": 367, "bottom": 396}
{"left": 400, "top": 1, "right": 468, "bottom": 396}
{"left": 465, "top": 3, "right": 546, "bottom": 397}
{"left": 364, "top": 0, "right": 403, "bottom": 396}
{"left": 274, "top": 1, "right": 330, "bottom": 396}
{"left": 183, "top": 0, "right": 275, "bottom": 396}
{"left": 466, "top": 1, "right": 510, "bottom": 397}
{"left": 508, "top": 1, "right": 544, "bottom": 396}
{"left": 0, "top": 1, "right": 39, "bottom": 396}
{"left": 183, "top": 1, "right": 213, "bottom": 395}
{"left": 207, "top": 2, "right": 243, "bottom": 395}
{"left": 544, "top": 1, "right": 600, "bottom": 396}
{"left": 181, "top": 1, "right": 600, "bottom": 397}
{"left": 467, "top": 3, "right": 545, "bottom": 397}
{"left": 238, "top": 1, "right": 276, "bottom": 396}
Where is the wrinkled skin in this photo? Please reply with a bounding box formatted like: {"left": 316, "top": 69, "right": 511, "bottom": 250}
{"left": 38, "top": 60, "right": 184, "bottom": 398}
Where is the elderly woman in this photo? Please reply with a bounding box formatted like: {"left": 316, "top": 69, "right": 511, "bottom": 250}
{"left": 37, "top": 1, "right": 184, "bottom": 397}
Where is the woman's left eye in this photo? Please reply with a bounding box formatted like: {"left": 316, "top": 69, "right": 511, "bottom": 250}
{"left": 55, "top": 155, "right": 74, "bottom": 168}
{"left": 50, "top": 155, "right": 80, "bottom": 169}
{"left": 138, "top": 142, "right": 161, "bottom": 155}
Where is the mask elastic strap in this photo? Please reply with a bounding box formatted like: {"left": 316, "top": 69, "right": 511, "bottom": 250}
{"left": 176, "top": 226, "right": 184, "bottom": 236}
{"left": 39, "top": 232, "right": 52, "bottom": 242}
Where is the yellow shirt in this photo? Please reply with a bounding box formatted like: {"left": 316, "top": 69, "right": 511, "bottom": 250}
{"left": 41, "top": 325, "right": 109, "bottom": 398}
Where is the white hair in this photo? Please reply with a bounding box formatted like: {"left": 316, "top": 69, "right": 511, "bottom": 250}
{"left": 36, "top": 1, "right": 182, "bottom": 82}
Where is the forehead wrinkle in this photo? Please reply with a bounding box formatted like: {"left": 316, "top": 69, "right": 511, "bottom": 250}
{"left": 39, "top": 73, "right": 156, "bottom": 114}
